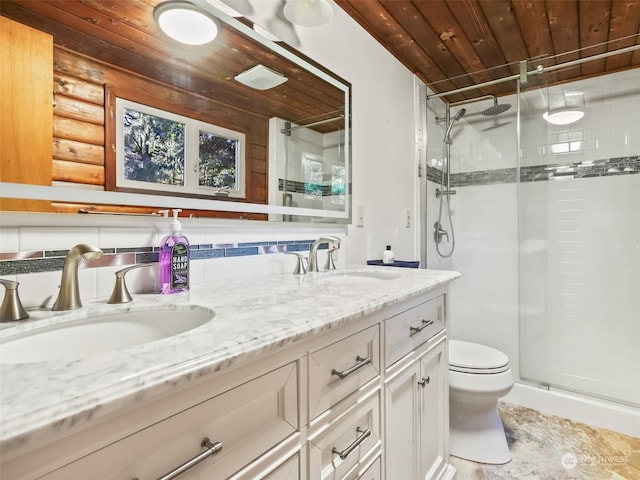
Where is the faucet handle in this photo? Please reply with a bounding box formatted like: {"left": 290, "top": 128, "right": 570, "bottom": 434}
{"left": 0, "top": 279, "right": 29, "bottom": 322}
{"left": 285, "top": 252, "right": 307, "bottom": 275}
{"left": 108, "top": 264, "right": 153, "bottom": 304}
{"left": 324, "top": 248, "right": 338, "bottom": 270}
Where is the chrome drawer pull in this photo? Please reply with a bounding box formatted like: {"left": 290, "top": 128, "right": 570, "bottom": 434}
{"left": 332, "top": 427, "right": 372, "bottom": 460}
{"left": 331, "top": 355, "right": 371, "bottom": 379}
{"left": 133, "top": 438, "right": 222, "bottom": 480}
{"left": 409, "top": 319, "right": 434, "bottom": 336}
{"left": 418, "top": 376, "right": 430, "bottom": 387}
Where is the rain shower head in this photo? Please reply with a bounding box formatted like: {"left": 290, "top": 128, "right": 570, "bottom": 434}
{"left": 482, "top": 97, "right": 511, "bottom": 116}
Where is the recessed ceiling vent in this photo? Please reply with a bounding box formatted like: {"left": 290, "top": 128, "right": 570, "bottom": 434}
{"left": 234, "top": 64, "right": 288, "bottom": 90}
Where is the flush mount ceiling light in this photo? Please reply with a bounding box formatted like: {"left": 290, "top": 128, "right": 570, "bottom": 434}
{"left": 235, "top": 64, "right": 288, "bottom": 90}
{"left": 154, "top": 1, "right": 220, "bottom": 45}
{"left": 542, "top": 109, "right": 585, "bottom": 126}
{"left": 283, "top": 0, "right": 332, "bottom": 27}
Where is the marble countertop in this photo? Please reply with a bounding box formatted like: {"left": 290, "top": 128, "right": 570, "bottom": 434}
{"left": 0, "top": 266, "right": 459, "bottom": 456}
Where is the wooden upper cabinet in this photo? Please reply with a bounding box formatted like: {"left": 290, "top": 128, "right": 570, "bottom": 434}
{"left": 0, "top": 16, "right": 53, "bottom": 212}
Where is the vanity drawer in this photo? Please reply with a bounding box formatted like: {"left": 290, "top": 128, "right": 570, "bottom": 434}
{"left": 40, "top": 362, "right": 298, "bottom": 480}
{"left": 308, "top": 325, "right": 380, "bottom": 420}
{"left": 308, "top": 393, "right": 381, "bottom": 480}
{"left": 262, "top": 453, "right": 301, "bottom": 480}
{"left": 385, "top": 295, "right": 445, "bottom": 367}
{"left": 342, "top": 456, "right": 381, "bottom": 480}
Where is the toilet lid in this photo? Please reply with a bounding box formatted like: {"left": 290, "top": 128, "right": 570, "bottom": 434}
{"left": 449, "top": 340, "right": 510, "bottom": 374}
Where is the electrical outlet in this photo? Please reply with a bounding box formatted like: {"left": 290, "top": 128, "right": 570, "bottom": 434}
{"left": 405, "top": 210, "right": 411, "bottom": 228}
{"left": 357, "top": 206, "right": 365, "bottom": 227}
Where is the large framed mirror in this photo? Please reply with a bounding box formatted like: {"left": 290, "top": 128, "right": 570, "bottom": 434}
{"left": 0, "top": 0, "right": 351, "bottom": 223}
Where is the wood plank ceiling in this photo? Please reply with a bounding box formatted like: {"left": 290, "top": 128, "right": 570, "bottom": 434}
{"left": 335, "top": 0, "right": 640, "bottom": 103}
{"left": 2, "top": 0, "right": 639, "bottom": 108}
{"left": 0, "top": 0, "right": 346, "bottom": 133}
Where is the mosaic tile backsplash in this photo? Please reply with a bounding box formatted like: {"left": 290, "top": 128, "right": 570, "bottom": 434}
{"left": 0, "top": 239, "right": 320, "bottom": 276}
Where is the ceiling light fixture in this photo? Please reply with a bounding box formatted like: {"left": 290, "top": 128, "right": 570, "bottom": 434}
{"left": 283, "top": 0, "right": 332, "bottom": 27}
{"left": 542, "top": 109, "right": 585, "bottom": 126}
{"left": 155, "top": 1, "right": 220, "bottom": 45}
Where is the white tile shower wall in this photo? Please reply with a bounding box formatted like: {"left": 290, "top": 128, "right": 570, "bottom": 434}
{"left": 0, "top": 222, "right": 346, "bottom": 309}
{"left": 520, "top": 175, "right": 640, "bottom": 405}
{"left": 520, "top": 68, "right": 640, "bottom": 167}
{"left": 426, "top": 180, "right": 520, "bottom": 377}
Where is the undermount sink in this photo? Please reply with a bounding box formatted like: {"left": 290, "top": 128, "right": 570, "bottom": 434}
{"left": 0, "top": 307, "right": 214, "bottom": 364}
{"left": 315, "top": 270, "right": 401, "bottom": 285}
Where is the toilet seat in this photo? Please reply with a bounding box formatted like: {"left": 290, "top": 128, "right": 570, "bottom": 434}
{"left": 449, "top": 340, "right": 510, "bottom": 374}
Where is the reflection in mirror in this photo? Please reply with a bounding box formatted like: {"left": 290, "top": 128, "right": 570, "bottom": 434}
{"left": 0, "top": 0, "right": 351, "bottom": 223}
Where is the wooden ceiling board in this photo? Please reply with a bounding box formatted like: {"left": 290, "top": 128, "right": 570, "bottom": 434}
{"left": 3, "top": 0, "right": 639, "bottom": 106}
{"left": 379, "top": 0, "right": 475, "bottom": 88}
{"left": 444, "top": 0, "right": 514, "bottom": 93}
{"left": 476, "top": 0, "right": 531, "bottom": 71}
{"left": 578, "top": 0, "right": 612, "bottom": 76}
{"left": 605, "top": 0, "right": 640, "bottom": 70}
{"left": 335, "top": 0, "right": 640, "bottom": 102}
{"left": 412, "top": 0, "right": 506, "bottom": 95}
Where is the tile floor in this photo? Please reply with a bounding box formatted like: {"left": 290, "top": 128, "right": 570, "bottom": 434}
{"left": 450, "top": 402, "right": 640, "bottom": 479}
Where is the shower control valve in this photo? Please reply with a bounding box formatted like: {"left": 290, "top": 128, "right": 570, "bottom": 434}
{"left": 433, "top": 222, "right": 449, "bottom": 244}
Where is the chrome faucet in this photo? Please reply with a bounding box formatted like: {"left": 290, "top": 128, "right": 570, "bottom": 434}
{"left": 308, "top": 236, "right": 341, "bottom": 272}
{"left": 52, "top": 243, "right": 103, "bottom": 311}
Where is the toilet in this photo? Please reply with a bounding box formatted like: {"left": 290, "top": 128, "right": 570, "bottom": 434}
{"left": 448, "top": 340, "right": 514, "bottom": 464}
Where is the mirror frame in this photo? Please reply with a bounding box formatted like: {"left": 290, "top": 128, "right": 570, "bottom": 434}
{"left": 0, "top": 0, "right": 352, "bottom": 223}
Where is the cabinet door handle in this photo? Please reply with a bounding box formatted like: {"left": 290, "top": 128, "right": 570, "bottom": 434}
{"left": 133, "top": 438, "right": 223, "bottom": 480}
{"left": 332, "top": 427, "right": 372, "bottom": 460}
{"left": 331, "top": 355, "right": 371, "bottom": 379}
{"left": 409, "top": 319, "right": 434, "bottom": 336}
{"left": 418, "top": 376, "right": 430, "bottom": 387}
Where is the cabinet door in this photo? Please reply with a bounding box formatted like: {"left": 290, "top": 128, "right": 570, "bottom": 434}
{"left": 0, "top": 17, "right": 53, "bottom": 212}
{"left": 41, "top": 362, "right": 298, "bottom": 480}
{"left": 384, "top": 362, "right": 420, "bottom": 480}
{"left": 419, "top": 339, "right": 447, "bottom": 480}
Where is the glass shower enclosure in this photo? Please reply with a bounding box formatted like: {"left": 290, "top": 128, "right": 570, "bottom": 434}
{"left": 424, "top": 64, "right": 639, "bottom": 408}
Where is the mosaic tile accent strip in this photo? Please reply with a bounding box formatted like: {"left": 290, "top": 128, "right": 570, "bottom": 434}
{"left": 0, "top": 239, "right": 321, "bottom": 276}
{"left": 426, "top": 155, "right": 639, "bottom": 187}
{"left": 278, "top": 178, "right": 350, "bottom": 197}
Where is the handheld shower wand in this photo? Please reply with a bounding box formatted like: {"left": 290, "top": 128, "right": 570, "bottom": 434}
{"left": 444, "top": 108, "right": 466, "bottom": 144}
{"left": 434, "top": 106, "right": 465, "bottom": 258}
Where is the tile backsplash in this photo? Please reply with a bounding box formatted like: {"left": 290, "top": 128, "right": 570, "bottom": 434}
{"left": 0, "top": 222, "right": 345, "bottom": 309}
{"left": 0, "top": 239, "right": 317, "bottom": 276}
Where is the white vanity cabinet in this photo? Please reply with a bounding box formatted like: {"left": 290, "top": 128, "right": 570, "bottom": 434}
{"left": 307, "top": 324, "right": 382, "bottom": 480}
{"left": 37, "top": 362, "right": 299, "bottom": 480}
{"left": 1, "top": 280, "right": 456, "bottom": 480}
{"left": 383, "top": 295, "right": 454, "bottom": 480}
